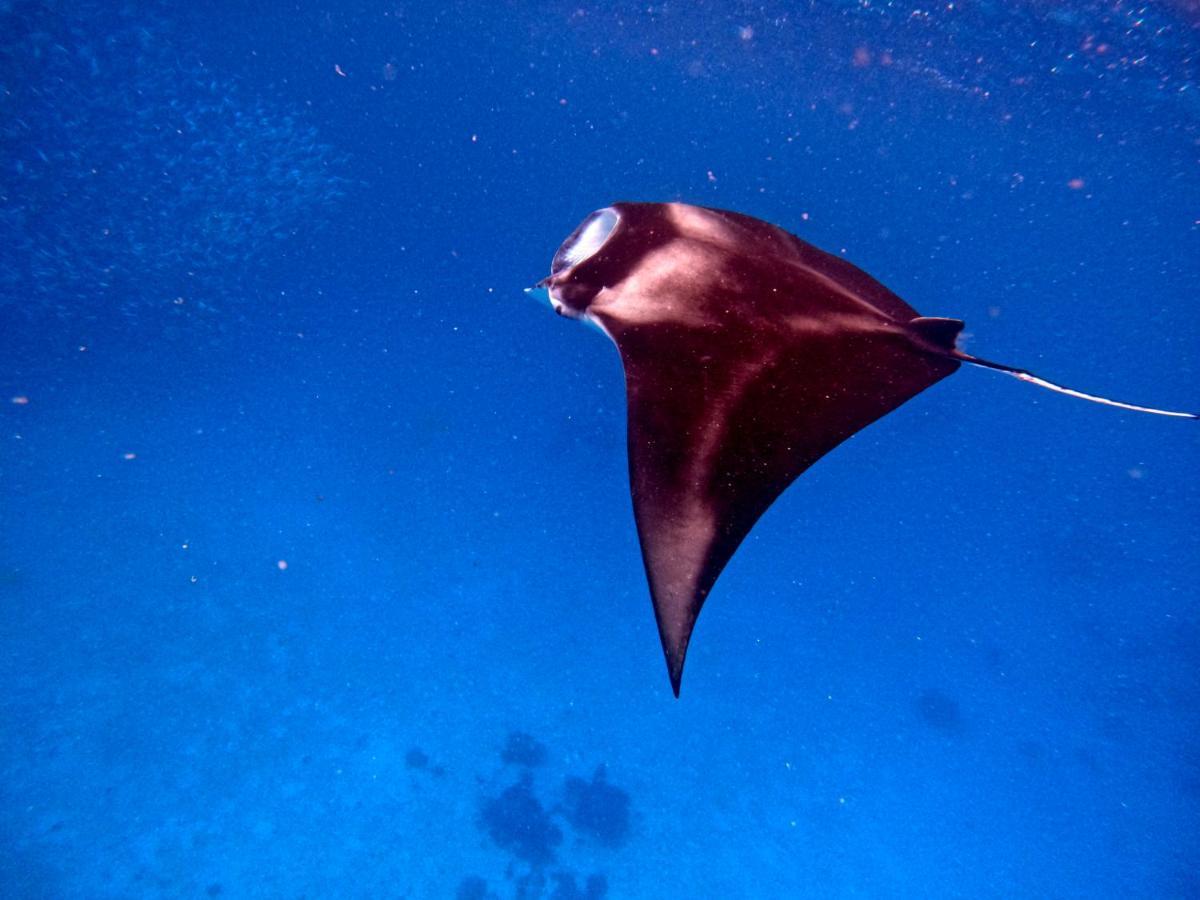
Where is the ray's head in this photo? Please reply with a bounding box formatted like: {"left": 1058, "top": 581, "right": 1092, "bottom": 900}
{"left": 541, "top": 206, "right": 623, "bottom": 318}
{"left": 538, "top": 202, "right": 773, "bottom": 332}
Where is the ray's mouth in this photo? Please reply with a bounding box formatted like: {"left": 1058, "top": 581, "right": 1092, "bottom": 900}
{"left": 524, "top": 283, "right": 574, "bottom": 318}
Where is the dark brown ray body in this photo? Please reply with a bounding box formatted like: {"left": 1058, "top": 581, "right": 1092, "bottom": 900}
{"left": 539, "top": 201, "right": 1194, "bottom": 696}
{"left": 543, "top": 202, "right": 961, "bottom": 695}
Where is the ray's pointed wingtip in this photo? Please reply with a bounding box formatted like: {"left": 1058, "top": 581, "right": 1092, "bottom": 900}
{"left": 667, "top": 657, "right": 685, "bottom": 698}
{"left": 660, "top": 638, "right": 688, "bottom": 697}
{"left": 672, "top": 657, "right": 691, "bottom": 700}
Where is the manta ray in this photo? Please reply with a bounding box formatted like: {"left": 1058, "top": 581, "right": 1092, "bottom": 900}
{"left": 534, "top": 202, "right": 1195, "bottom": 696}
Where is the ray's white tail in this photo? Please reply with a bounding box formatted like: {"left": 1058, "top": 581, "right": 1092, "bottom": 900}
{"left": 955, "top": 351, "right": 1198, "bottom": 420}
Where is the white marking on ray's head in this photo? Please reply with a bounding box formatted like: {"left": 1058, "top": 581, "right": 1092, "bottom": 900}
{"left": 582, "top": 308, "right": 615, "bottom": 341}
{"left": 595, "top": 243, "right": 720, "bottom": 330}
{"left": 665, "top": 202, "right": 736, "bottom": 246}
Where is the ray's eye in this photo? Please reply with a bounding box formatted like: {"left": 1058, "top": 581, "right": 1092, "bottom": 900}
{"left": 551, "top": 207, "right": 620, "bottom": 275}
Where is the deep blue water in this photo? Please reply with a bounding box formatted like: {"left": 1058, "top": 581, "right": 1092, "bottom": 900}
{"left": 2, "top": 1, "right": 1198, "bottom": 897}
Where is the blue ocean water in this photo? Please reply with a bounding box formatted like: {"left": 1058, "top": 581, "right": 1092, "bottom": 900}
{"left": 2, "top": 1, "right": 1198, "bottom": 896}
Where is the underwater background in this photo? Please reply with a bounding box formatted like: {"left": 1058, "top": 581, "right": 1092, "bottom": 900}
{"left": 2, "top": 1, "right": 1198, "bottom": 897}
